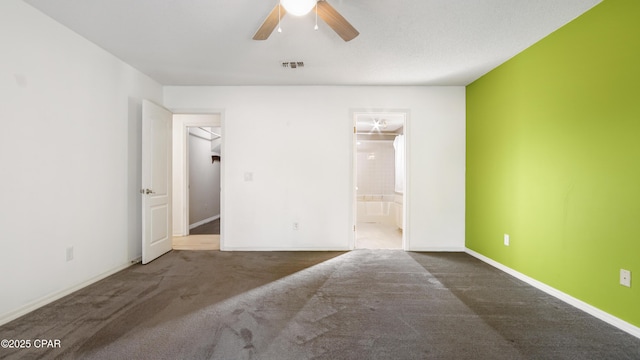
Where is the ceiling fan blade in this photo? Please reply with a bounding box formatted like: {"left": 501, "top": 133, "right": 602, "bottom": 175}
{"left": 316, "top": 1, "right": 359, "bottom": 42}
{"left": 253, "top": 4, "right": 286, "bottom": 40}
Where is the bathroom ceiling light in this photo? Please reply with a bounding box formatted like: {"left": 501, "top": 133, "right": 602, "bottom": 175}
{"left": 281, "top": 0, "right": 317, "bottom": 16}
{"left": 372, "top": 119, "right": 380, "bottom": 131}
{"left": 372, "top": 118, "right": 388, "bottom": 131}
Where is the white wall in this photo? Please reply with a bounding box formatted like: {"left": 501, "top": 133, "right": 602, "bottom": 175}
{"left": 164, "top": 86, "right": 465, "bottom": 251}
{"left": 0, "top": 0, "right": 162, "bottom": 323}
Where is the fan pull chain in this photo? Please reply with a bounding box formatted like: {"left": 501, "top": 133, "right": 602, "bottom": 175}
{"left": 278, "top": 1, "right": 282, "bottom": 33}
{"left": 314, "top": 2, "right": 318, "bottom": 30}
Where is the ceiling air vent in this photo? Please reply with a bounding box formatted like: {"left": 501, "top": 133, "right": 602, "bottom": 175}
{"left": 282, "top": 61, "right": 304, "bottom": 69}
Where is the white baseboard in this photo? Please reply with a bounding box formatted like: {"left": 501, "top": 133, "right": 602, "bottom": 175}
{"left": 408, "top": 246, "right": 466, "bottom": 252}
{"left": 189, "top": 214, "right": 220, "bottom": 229}
{"left": 220, "top": 246, "right": 465, "bottom": 252}
{"left": 0, "top": 262, "right": 133, "bottom": 327}
{"left": 465, "top": 248, "right": 640, "bottom": 339}
{"left": 220, "top": 246, "right": 351, "bottom": 252}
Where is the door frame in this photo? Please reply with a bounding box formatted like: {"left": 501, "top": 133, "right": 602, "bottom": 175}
{"left": 171, "top": 110, "right": 225, "bottom": 247}
{"left": 350, "top": 110, "right": 410, "bottom": 250}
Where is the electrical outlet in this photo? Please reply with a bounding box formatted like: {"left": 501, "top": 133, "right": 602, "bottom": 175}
{"left": 504, "top": 234, "right": 510, "bottom": 246}
{"left": 293, "top": 222, "right": 299, "bottom": 230}
{"left": 66, "top": 246, "right": 74, "bottom": 262}
{"left": 620, "top": 269, "right": 631, "bottom": 287}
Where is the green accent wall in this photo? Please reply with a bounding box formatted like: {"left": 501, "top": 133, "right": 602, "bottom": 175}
{"left": 466, "top": 0, "right": 640, "bottom": 327}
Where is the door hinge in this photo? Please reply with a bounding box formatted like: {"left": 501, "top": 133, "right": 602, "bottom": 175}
{"left": 353, "top": 126, "right": 356, "bottom": 134}
{"left": 353, "top": 225, "right": 356, "bottom": 231}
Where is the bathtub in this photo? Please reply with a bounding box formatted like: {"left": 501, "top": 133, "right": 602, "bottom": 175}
{"left": 357, "top": 195, "right": 402, "bottom": 228}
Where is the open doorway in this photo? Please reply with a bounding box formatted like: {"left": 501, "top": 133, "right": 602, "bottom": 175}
{"left": 353, "top": 112, "right": 406, "bottom": 249}
{"left": 186, "top": 126, "right": 221, "bottom": 235}
{"left": 172, "top": 114, "right": 222, "bottom": 250}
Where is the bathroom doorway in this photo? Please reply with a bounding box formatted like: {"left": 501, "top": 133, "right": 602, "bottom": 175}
{"left": 353, "top": 112, "right": 406, "bottom": 249}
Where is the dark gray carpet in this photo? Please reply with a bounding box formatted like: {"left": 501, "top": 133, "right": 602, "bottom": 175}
{"left": 1, "top": 250, "right": 639, "bottom": 359}
{"left": 190, "top": 218, "right": 220, "bottom": 235}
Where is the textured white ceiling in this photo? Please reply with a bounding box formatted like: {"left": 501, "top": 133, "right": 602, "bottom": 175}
{"left": 23, "top": 0, "right": 601, "bottom": 86}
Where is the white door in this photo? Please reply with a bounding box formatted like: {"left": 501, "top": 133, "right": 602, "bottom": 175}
{"left": 141, "top": 100, "right": 173, "bottom": 264}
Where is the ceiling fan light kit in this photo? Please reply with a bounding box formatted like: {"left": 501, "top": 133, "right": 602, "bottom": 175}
{"left": 253, "top": 0, "right": 359, "bottom": 42}
{"left": 280, "top": 0, "right": 316, "bottom": 16}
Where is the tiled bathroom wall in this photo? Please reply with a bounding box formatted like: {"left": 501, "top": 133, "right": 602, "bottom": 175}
{"left": 356, "top": 140, "right": 395, "bottom": 197}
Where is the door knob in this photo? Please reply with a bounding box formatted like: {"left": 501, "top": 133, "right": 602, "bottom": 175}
{"left": 140, "top": 188, "right": 155, "bottom": 194}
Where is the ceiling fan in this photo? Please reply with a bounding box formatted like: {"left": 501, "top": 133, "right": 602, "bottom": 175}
{"left": 253, "top": 0, "right": 359, "bottom": 42}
